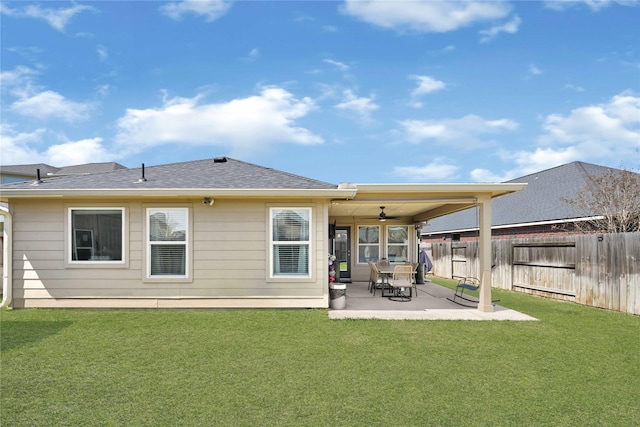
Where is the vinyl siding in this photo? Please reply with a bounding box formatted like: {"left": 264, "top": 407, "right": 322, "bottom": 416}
{"left": 10, "top": 197, "right": 329, "bottom": 308}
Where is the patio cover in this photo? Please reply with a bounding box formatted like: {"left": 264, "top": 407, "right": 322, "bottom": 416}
{"left": 329, "top": 182, "right": 527, "bottom": 312}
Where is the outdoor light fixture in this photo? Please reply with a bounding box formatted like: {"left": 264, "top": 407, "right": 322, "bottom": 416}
{"left": 202, "top": 197, "right": 214, "bottom": 206}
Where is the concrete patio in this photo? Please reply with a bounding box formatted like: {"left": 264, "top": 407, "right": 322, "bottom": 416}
{"left": 328, "top": 279, "right": 537, "bottom": 321}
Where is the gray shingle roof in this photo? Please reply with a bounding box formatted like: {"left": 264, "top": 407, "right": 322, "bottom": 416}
{"left": 55, "top": 162, "right": 127, "bottom": 175}
{"left": 1, "top": 157, "right": 337, "bottom": 190}
{"left": 0, "top": 162, "right": 127, "bottom": 180}
{"left": 0, "top": 163, "right": 59, "bottom": 177}
{"left": 423, "top": 161, "right": 629, "bottom": 233}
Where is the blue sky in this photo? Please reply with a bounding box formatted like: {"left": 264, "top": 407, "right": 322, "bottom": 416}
{"left": 1, "top": 0, "right": 639, "bottom": 184}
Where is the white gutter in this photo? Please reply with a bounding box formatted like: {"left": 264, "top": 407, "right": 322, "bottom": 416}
{"left": 0, "top": 187, "right": 358, "bottom": 199}
{"left": 0, "top": 206, "right": 12, "bottom": 308}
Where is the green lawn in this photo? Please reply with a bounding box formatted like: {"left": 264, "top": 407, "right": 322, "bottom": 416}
{"left": 2, "top": 283, "right": 639, "bottom": 426}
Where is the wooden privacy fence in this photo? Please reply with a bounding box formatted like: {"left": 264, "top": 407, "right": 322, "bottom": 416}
{"left": 430, "top": 232, "right": 640, "bottom": 315}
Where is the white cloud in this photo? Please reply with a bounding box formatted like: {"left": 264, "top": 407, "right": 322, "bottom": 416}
{"left": 95, "top": 84, "right": 111, "bottom": 97}
{"left": 2, "top": 65, "right": 93, "bottom": 121}
{"left": 540, "top": 93, "right": 640, "bottom": 148}
{"left": 409, "top": 75, "right": 447, "bottom": 108}
{"left": 393, "top": 158, "right": 459, "bottom": 181}
{"left": 240, "top": 48, "right": 260, "bottom": 62}
{"left": 115, "top": 87, "right": 323, "bottom": 157}
{"left": 526, "top": 64, "right": 542, "bottom": 79}
{"left": 0, "top": 3, "right": 94, "bottom": 31}
{"left": 334, "top": 90, "right": 379, "bottom": 124}
{"left": 340, "top": 0, "right": 512, "bottom": 33}
{"left": 400, "top": 114, "right": 518, "bottom": 147}
{"left": 160, "top": 0, "right": 231, "bottom": 22}
{"left": 544, "top": 0, "right": 639, "bottom": 11}
{"left": 469, "top": 168, "right": 512, "bottom": 183}
{"left": 410, "top": 75, "right": 446, "bottom": 97}
{"left": 0, "top": 125, "right": 46, "bottom": 165}
{"left": 472, "top": 146, "right": 583, "bottom": 183}
{"left": 0, "top": 125, "right": 112, "bottom": 166}
{"left": 564, "top": 84, "right": 585, "bottom": 92}
{"left": 45, "top": 138, "right": 110, "bottom": 166}
{"left": 323, "top": 25, "right": 338, "bottom": 32}
{"left": 11, "top": 90, "right": 92, "bottom": 122}
{"left": 97, "top": 45, "right": 108, "bottom": 61}
{"left": 0, "top": 66, "right": 39, "bottom": 91}
{"left": 324, "top": 59, "right": 350, "bottom": 71}
{"left": 475, "top": 92, "right": 640, "bottom": 182}
{"left": 479, "top": 15, "right": 521, "bottom": 43}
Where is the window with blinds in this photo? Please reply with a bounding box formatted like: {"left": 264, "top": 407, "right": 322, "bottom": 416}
{"left": 270, "top": 208, "right": 311, "bottom": 277}
{"left": 147, "top": 208, "right": 188, "bottom": 277}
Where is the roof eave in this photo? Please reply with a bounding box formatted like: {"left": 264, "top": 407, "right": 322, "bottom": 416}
{"left": 352, "top": 183, "right": 527, "bottom": 198}
{"left": 0, "top": 187, "right": 357, "bottom": 200}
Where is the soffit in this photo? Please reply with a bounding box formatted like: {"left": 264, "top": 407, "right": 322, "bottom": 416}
{"left": 329, "top": 183, "right": 527, "bottom": 223}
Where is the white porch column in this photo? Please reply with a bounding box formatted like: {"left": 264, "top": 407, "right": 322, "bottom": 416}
{"left": 477, "top": 195, "right": 493, "bottom": 313}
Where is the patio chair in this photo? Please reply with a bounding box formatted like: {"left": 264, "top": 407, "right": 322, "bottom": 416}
{"left": 367, "top": 261, "right": 381, "bottom": 293}
{"left": 388, "top": 264, "right": 414, "bottom": 301}
{"left": 370, "top": 262, "right": 386, "bottom": 296}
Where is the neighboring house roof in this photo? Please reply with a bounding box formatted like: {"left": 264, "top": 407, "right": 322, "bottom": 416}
{"left": 0, "top": 157, "right": 339, "bottom": 192}
{"left": 422, "top": 161, "right": 628, "bottom": 234}
{"left": 0, "top": 162, "right": 127, "bottom": 180}
{"left": 0, "top": 163, "right": 60, "bottom": 178}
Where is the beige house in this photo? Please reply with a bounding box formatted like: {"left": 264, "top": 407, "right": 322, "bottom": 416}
{"left": 0, "top": 157, "right": 525, "bottom": 311}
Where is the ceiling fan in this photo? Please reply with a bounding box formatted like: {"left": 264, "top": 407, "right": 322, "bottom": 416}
{"left": 376, "top": 206, "right": 399, "bottom": 222}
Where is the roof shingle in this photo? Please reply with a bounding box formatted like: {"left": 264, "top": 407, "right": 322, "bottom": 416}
{"left": 423, "top": 161, "right": 631, "bottom": 233}
{"left": 1, "top": 157, "right": 336, "bottom": 190}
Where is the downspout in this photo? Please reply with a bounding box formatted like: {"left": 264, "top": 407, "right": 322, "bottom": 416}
{"left": 0, "top": 206, "right": 13, "bottom": 308}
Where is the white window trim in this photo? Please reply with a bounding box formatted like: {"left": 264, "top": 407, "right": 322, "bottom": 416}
{"left": 268, "top": 206, "right": 312, "bottom": 280}
{"left": 145, "top": 206, "right": 191, "bottom": 281}
{"left": 386, "top": 225, "right": 410, "bottom": 264}
{"left": 67, "top": 207, "right": 126, "bottom": 267}
{"left": 357, "top": 224, "right": 380, "bottom": 265}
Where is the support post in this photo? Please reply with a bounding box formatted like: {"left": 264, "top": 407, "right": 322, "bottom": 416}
{"left": 477, "top": 195, "right": 493, "bottom": 313}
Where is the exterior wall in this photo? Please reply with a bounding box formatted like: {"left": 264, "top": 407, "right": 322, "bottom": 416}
{"left": 10, "top": 197, "right": 329, "bottom": 308}
{"left": 331, "top": 217, "right": 420, "bottom": 283}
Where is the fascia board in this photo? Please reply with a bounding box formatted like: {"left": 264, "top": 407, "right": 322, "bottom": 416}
{"left": 0, "top": 188, "right": 358, "bottom": 199}
{"left": 352, "top": 183, "right": 527, "bottom": 197}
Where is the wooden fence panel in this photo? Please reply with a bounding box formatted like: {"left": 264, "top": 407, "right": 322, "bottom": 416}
{"left": 576, "top": 234, "right": 597, "bottom": 307}
{"left": 625, "top": 233, "right": 640, "bottom": 315}
{"left": 428, "top": 232, "right": 639, "bottom": 315}
{"left": 511, "top": 239, "right": 577, "bottom": 301}
{"left": 492, "top": 240, "right": 512, "bottom": 290}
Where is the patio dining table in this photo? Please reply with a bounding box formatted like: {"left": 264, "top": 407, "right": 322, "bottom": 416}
{"left": 376, "top": 264, "right": 415, "bottom": 300}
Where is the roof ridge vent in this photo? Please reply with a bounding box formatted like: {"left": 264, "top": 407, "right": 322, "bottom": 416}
{"left": 213, "top": 157, "right": 228, "bottom": 163}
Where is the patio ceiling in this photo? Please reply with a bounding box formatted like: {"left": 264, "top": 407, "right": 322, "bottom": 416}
{"left": 329, "top": 183, "right": 527, "bottom": 223}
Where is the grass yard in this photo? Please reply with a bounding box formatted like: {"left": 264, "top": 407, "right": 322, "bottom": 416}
{"left": 1, "top": 283, "right": 639, "bottom": 426}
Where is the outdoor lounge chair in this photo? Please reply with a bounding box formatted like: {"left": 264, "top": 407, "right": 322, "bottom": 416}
{"left": 447, "top": 277, "right": 499, "bottom": 307}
